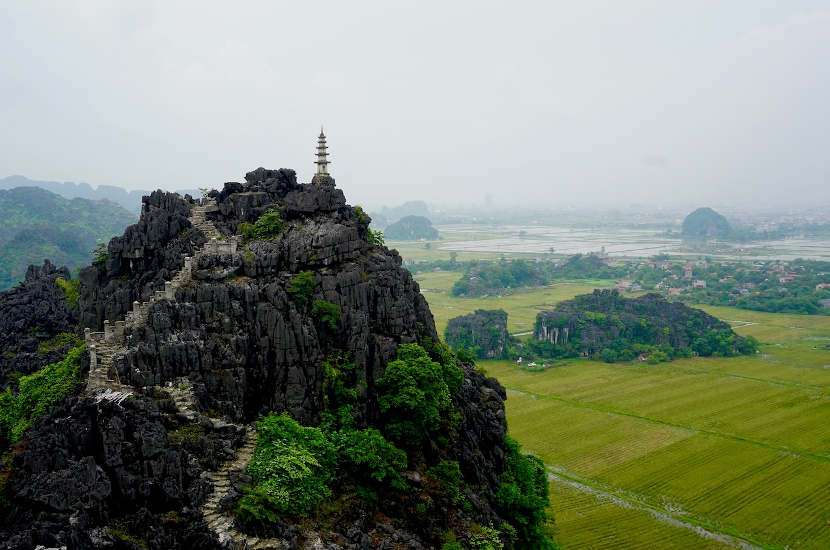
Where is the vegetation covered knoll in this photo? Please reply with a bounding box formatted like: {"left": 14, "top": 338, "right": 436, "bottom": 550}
{"left": 0, "top": 186, "right": 135, "bottom": 290}
{"left": 445, "top": 309, "right": 517, "bottom": 359}
{"left": 452, "top": 259, "right": 547, "bottom": 297}
{"left": 549, "top": 254, "right": 626, "bottom": 280}
{"left": 384, "top": 214, "right": 439, "bottom": 241}
{"left": 681, "top": 207, "right": 732, "bottom": 239}
{"left": 532, "top": 289, "right": 757, "bottom": 362}
{"left": 1, "top": 167, "right": 555, "bottom": 550}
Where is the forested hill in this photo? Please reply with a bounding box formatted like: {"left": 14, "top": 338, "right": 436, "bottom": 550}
{"left": 0, "top": 175, "right": 200, "bottom": 213}
{"left": 0, "top": 187, "right": 136, "bottom": 290}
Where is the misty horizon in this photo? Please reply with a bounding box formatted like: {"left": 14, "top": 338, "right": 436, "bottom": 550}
{"left": 1, "top": 2, "right": 829, "bottom": 210}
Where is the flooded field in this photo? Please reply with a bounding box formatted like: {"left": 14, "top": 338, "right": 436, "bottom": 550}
{"left": 435, "top": 225, "right": 830, "bottom": 261}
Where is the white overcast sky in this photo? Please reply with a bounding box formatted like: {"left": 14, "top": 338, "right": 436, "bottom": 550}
{"left": 1, "top": 1, "right": 828, "bottom": 209}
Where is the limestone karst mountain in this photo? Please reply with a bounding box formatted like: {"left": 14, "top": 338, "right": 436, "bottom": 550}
{"left": 0, "top": 167, "right": 552, "bottom": 550}
{"left": 681, "top": 207, "right": 732, "bottom": 239}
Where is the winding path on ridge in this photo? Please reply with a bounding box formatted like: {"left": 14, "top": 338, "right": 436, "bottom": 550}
{"left": 83, "top": 199, "right": 281, "bottom": 549}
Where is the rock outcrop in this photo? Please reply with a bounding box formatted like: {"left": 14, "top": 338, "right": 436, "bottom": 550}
{"left": 445, "top": 309, "right": 516, "bottom": 359}
{"left": 0, "top": 260, "right": 78, "bottom": 386}
{"left": 0, "top": 167, "right": 528, "bottom": 550}
{"left": 535, "top": 289, "right": 746, "bottom": 355}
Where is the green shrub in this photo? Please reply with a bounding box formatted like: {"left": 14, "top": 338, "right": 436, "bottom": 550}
{"left": 368, "top": 229, "right": 385, "bottom": 246}
{"left": 354, "top": 205, "right": 369, "bottom": 224}
{"left": 469, "top": 523, "right": 505, "bottom": 550}
{"left": 646, "top": 350, "right": 670, "bottom": 364}
{"left": 169, "top": 422, "right": 204, "bottom": 450}
{"left": 55, "top": 277, "right": 80, "bottom": 308}
{"left": 377, "top": 343, "right": 452, "bottom": 447}
{"left": 239, "top": 208, "right": 285, "bottom": 243}
{"left": 287, "top": 271, "right": 316, "bottom": 307}
{"left": 321, "top": 352, "right": 357, "bottom": 430}
{"left": 37, "top": 331, "right": 81, "bottom": 354}
{"left": 421, "top": 336, "right": 464, "bottom": 394}
{"left": 91, "top": 243, "right": 108, "bottom": 268}
{"left": 238, "top": 413, "right": 336, "bottom": 522}
{"left": 600, "top": 348, "right": 618, "bottom": 363}
{"left": 334, "top": 428, "right": 407, "bottom": 489}
{"left": 312, "top": 300, "right": 340, "bottom": 331}
{"left": 0, "top": 344, "right": 85, "bottom": 448}
{"left": 494, "top": 437, "right": 556, "bottom": 549}
{"left": 427, "top": 459, "right": 466, "bottom": 507}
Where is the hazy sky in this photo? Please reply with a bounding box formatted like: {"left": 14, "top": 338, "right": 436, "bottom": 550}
{"left": 1, "top": 1, "right": 828, "bottom": 209}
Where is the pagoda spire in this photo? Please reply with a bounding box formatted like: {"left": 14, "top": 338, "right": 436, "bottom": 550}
{"left": 312, "top": 127, "right": 335, "bottom": 186}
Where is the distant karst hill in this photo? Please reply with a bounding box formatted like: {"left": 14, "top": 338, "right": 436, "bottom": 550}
{"left": 384, "top": 214, "right": 439, "bottom": 240}
{"left": 0, "top": 175, "right": 200, "bottom": 213}
{"left": 682, "top": 207, "right": 732, "bottom": 239}
{"left": 532, "top": 289, "right": 757, "bottom": 362}
{"left": 0, "top": 187, "right": 136, "bottom": 289}
{"left": 445, "top": 309, "right": 517, "bottom": 359}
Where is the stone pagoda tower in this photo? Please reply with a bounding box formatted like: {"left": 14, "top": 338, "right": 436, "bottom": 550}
{"left": 312, "top": 127, "right": 335, "bottom": 186}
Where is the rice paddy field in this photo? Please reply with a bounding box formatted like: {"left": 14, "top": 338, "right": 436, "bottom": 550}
{"left": 413, "top": 269, "right": 830, "bottom": 549}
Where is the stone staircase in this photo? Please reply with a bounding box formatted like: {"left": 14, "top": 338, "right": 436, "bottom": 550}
{"left": 84, "top": 199, "right": 229, "bottom": 393}
{"left": 83, "top": 198, "right": 271, "bottom": 547}
{"left": 199, "top": 426, "right": 283, "bottom": 549}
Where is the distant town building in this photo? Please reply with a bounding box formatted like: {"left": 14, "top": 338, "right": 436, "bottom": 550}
{"left": 668, "top": 287, "right": 683, "bottom": 296}
{"left": 693, "top": 280, "right": 707, "bottom": 289}
{"left": 616, "top": 279, "right": 634, "bottom": 290}
{"left": 816, "top": 283, "right": 830, "bottom": 291}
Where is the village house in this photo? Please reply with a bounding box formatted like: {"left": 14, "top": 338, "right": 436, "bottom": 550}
{"left": 668, "top": 287, "right": 683, "bottom": 296}
{"left": 616, "top": 279, "right": 634, "bottom": 290}
{"left": 817, "top": 283, "right": 830, "bottom": 291}
{"left": 693, "top": 280, "right": 707, "bottom": 289}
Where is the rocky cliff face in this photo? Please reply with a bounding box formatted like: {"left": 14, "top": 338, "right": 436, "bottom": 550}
{"left": 0, "top": 260, "right": 78, "bottom": 386}
{"left": 444, "top": 309, "right": 516, "bottom": 360}
{"left": 0, "top": 168, "right": 526, "bottom": 550}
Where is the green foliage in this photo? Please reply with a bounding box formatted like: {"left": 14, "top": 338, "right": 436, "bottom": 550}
{"left": 311, "top": 300, "right": 340, "bottom": 331}
{"left": 239, "top": 414, "right": 336, "bottom": 522}
{"left": 92, "top": 242, "right": 108, "bottom": 269}
{"left": 368, "top": 228, "right": 385, "bottom": 246}
{"left": 354, "top": 205, "right": 369, "bottom": 224}
{"left": 452, "top": 260, "right": 546, "bottom": 297}
{"left": 287, "top": 270, "right": 315, "bottom": 308}
{"left": 494, "top": 437, "right": 555, "bottom": 549}
{"left": 600, "top": 348, "right": 618, "bottom": 363}
{"left": 320, "top": 351, "right": 358, "bottom": 430}
{"left": 0, "top": 344, "right": 85, "bottom": 449}
{"left": 551, "top": 254, "right": 628, "bottom": 280}
{"left": 531, "top": 290, "right": 755, "bottom": 363}
{"left": 445, "top": 309, "right": 517, "bottom": 360}
{"left": 384, "top": 215, "right": 438, "bottom": 241}
{"left": 469, "top": 523, "right": 505, "bottom": 550}
{"left": 334, "top": 428, "right": 407, "bottom": 489}
{"left": 0, "top": 187, "right": 134, "bottom": 290}
{"left": 427, "top": 459, "right": 466, "bottom": 507}
{"left": 239, "top": 208, "right": 285, "bottom": 243}
{"left": 169, "top": 422, "right": 204, "bottom": 450}
{"left": 420, "top": 335, "right": 464, "bottom": 394}
{"left": 377, "top": 343, "right": 452, "bottom": 447}
{"left": 646, "top": 350, "right": 670, "bottom": 364}
{"left": 37, "top": 331, "right": 80, "bottom": 354}
{"left": 55, "top": 277, "right": 80, "bottom": 308}
{"left": 456, "top": 347, "right": 477, "bottom": 365}
{"left": 108, "top": 520, "right": 148, "bottom": 550}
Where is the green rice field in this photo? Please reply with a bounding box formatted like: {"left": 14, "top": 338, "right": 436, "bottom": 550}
{"left": 414, "top": 269, "right": 830, "bottom": 548}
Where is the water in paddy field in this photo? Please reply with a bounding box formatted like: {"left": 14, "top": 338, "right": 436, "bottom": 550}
{"left": 436, "top": 225, "right": 830, "bottom": 261}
